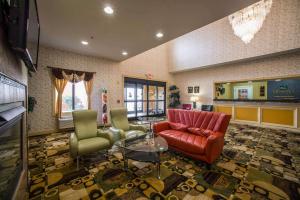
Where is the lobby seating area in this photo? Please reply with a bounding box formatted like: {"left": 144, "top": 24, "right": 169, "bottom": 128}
{"left": 1, "top": 0, "right": 300, "bottom": 199}
{"left": 27, "top": 123, "right": 300, "bottom": 199}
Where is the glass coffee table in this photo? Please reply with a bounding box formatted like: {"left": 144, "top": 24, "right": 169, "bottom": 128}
{"left": 114, "top": 134, "right": 168, "bottom": 179}
{"left": 137, "top": 116, "right": 166, "bottom": 132}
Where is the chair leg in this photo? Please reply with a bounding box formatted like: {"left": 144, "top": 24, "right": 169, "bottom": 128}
{"left": 105, "top": 150, "right": 109, "bottom": 160}
{"left": 77, "top": 156, "right": 80, "bottom": 170}
{"left": 206, "top": 163, "right": 212, "bottom": 170}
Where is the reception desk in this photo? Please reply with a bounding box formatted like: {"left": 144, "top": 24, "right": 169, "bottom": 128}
{"left": 214, "top": 101, "right": 300, "bottom": 131}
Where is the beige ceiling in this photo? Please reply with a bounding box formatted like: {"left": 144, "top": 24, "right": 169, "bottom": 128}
{"left": 37, "top": 0, "right": 259, "bottom": 61}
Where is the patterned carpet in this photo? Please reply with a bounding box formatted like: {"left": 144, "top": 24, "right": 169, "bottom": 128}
{"left": 28, "top": 124, "right": 300, "bottom": 200}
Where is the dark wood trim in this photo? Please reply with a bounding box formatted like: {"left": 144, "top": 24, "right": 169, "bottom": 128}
{"left": 47, "top": 66, "right": 96, "bottom": 74}
{"left": 213, "top": 99, "right": 300, "bottom": 103}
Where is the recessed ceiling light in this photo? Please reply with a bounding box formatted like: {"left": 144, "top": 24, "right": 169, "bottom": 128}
{"left": 104, "top": 6, "right": 114, "bottom": 14}
{"left": 81, "top": 41, "right": 88, "bottom": 45}
{"left": 122, "top": 51, "right": 128, "bottom": 56}
{"left": 156, "top": 32, "right": 164, "bottom": 38}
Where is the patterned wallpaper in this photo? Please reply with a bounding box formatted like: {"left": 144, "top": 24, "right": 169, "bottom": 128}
{"left": 28, "top": 44, "right": 172, "bottom": 134}
{"left": 168, "top": 0, "right": 300, "bottom": 72}
{"left": 173, "top": 51, "right": 300, "bottom": 104}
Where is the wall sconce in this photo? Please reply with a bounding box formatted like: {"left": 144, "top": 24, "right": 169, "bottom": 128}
{"left": 190, "top": 96, "right": 199, "bottom": 109}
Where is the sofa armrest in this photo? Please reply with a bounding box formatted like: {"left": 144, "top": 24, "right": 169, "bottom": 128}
{"left": 70, "top": 132, "right": 78, "bottom": 158}
{"left": 109, "top": 127, "right": 126, "bottom": 139}
{"left": 129, "top": 124, "right": 147, "bottom": 132}
{"left": 153, "top": 121, "right": 170, "bottom": 133}
{"left": 97, "top": 129, "right": 121, "bottom": 146}
{"left": 205, "top": 132, "right": 225, "bottom": 163}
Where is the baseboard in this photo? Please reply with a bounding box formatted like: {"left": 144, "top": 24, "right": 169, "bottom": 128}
{"left": 28, "top": 124, "right": 112, "bottom": 137}
{"left": 230, "top": 121, "right": 300, "bottom": 133}
{"left": 28, "top": 129, "right": 59, "bottom": 136}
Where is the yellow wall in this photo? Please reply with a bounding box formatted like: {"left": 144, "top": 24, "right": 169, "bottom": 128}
{"left": 235, "top": 107, "right": 258, "bottom": 122}
{"left": 216, "top": 83, "right": 232, "bottom": 99}
{"left": 231, "top": 81, "right": 268, "bottom": 100}
{"left": 215, "top": 81, "right": 267, "bottom": 100}
{"left": 262, "top": 108, "right": 294, "bottom": 126}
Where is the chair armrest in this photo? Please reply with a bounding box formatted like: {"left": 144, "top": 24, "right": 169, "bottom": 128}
{"left": 204, "top": 132, "right": 225, "bottom": 163}
{"left": 70, "top": 132, "right": 78, "bottom": 158}
{"left": 97, "top": 129, "right": 121, "bottom": 146}
{"left": 153, "top": 121, "right": 170, "bottom": 133}
{"left": 129, "top": 124, "right": 147, "bottom": 132}
{"left": 109, "top": 127, "right": 126, "bottom": 139}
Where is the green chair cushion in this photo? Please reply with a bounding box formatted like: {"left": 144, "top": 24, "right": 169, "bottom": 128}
{"left": 73, "top": 110, "right": 98, "bottom": 140}
{"left": 124, "top": 130, "right": 146, "bottom": 139}
{"left": 110, "top": 108, "right": 130, "bottom": 131}
{"left": 78, "top": 137, "right": 110, "bottom": 155}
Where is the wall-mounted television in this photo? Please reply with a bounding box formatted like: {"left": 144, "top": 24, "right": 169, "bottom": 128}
{"left": 1, "top": 0, "right": 40, "bottom": 72}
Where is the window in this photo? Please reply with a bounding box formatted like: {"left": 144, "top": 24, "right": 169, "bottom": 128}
{"left": 59, "top": 81, "right": 88, "bottom": 117}
{"left": 124, "top": 77, "right": 166, "bottom": 119}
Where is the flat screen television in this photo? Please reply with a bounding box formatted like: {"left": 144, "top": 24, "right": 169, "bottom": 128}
{"left": 1, "top": 0, "right": 40, "bottom": 72}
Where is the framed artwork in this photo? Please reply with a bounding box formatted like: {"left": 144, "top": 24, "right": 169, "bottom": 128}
{"left": 194, "top": 86, "right": 200, "bottom": 93}
{"left": 188, "top": 86, "right": 193, "bottom": 94}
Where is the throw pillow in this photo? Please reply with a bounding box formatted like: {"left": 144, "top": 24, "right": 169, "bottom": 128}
{"left": 202, "top": 129, "right": 213, "bottom": 137}
{"left": 187, "top": 127, "right": 202, "bottom": 135}
{"left": 187, "top": 127, "right": 213, "bottom": 137}
{"left": 169, "top": 122, "right": 188, "bottom": 131}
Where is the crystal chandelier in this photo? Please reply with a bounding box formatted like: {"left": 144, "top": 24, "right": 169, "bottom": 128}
{"left": 229, "top": 0, "right": 273, "bottom": 44}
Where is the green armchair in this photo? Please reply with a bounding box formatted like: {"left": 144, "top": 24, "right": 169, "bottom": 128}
{"left": 70, "top": 110, "right": 115, "bottom": 169}
{"left": 109, "top": 108, "right": 147, "bottom": 139}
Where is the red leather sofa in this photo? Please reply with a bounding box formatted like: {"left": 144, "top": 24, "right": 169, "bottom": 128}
{"left": 153, "top": 109, "right": 231, "bottom": 164}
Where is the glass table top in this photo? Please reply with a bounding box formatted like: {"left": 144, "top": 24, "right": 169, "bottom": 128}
{"left": 137, "top": 116, "right": 166, "bottom": 124}
{"left": 114, "top": 134, "right": 168, "bottom": 153}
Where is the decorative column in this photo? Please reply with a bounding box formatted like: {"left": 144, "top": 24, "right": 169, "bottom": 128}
{"left": 101, "top": 88, "right": 108, "bottom": 127}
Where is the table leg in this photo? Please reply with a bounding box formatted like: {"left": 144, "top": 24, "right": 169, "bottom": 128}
{"left": 122, "top": 149, "right": 128, "bottom": 171}
{"left": 157, "top": 152, "right": 161, "bottom": 179}
{"left": 124, "top": 158, "right": 128, "bottom": 171}
{"left": 149, "top": 122, "right": 152, "bottom": 132}
{"left": 157, "top": 162, "right": 160, "bottom": 179}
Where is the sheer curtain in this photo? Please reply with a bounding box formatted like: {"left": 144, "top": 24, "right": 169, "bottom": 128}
{"left": 53, "top": 78, "right": 68, "bottom": 117}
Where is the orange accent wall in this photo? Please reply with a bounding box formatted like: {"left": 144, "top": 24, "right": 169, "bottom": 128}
{"left": 262, "top": 108, "right": 294, "bottom": 126}
{"left": 215, "top": 106, "right": 232, "bottom": 115}
{"left": 235, "top": 107, "right": 258, "bottom": 122}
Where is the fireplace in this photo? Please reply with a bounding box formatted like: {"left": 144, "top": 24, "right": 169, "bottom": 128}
{"left": 0, "top": 73, "right": 26, "bottom": 199}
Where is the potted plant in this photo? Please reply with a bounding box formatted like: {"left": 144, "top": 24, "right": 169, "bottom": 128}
{"left": 28, "top": 96, "right": 37, "bottom": 112}
{"left": 169, "top": 85, "right": 181, "bottom": 108}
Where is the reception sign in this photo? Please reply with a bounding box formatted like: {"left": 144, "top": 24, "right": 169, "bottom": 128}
{"left": 267, "top": 79, "right": 300, "bottom": 100}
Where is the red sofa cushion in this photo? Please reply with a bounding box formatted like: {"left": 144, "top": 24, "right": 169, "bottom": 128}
{"left": 169, "top": 122, "right": 188, "bottom": 131}
{"left": 158, "top": 130, "right": 206, "bottom": 154}
{"left": 167, "top": 109, "right": 230, "bottom": 133}
{"left": 187, "top": 127, "right": 212, "bottom": 137}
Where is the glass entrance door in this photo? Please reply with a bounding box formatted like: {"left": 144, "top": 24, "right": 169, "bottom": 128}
{"left": 124, "top": 77, "right": 166, "bottom": 119}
